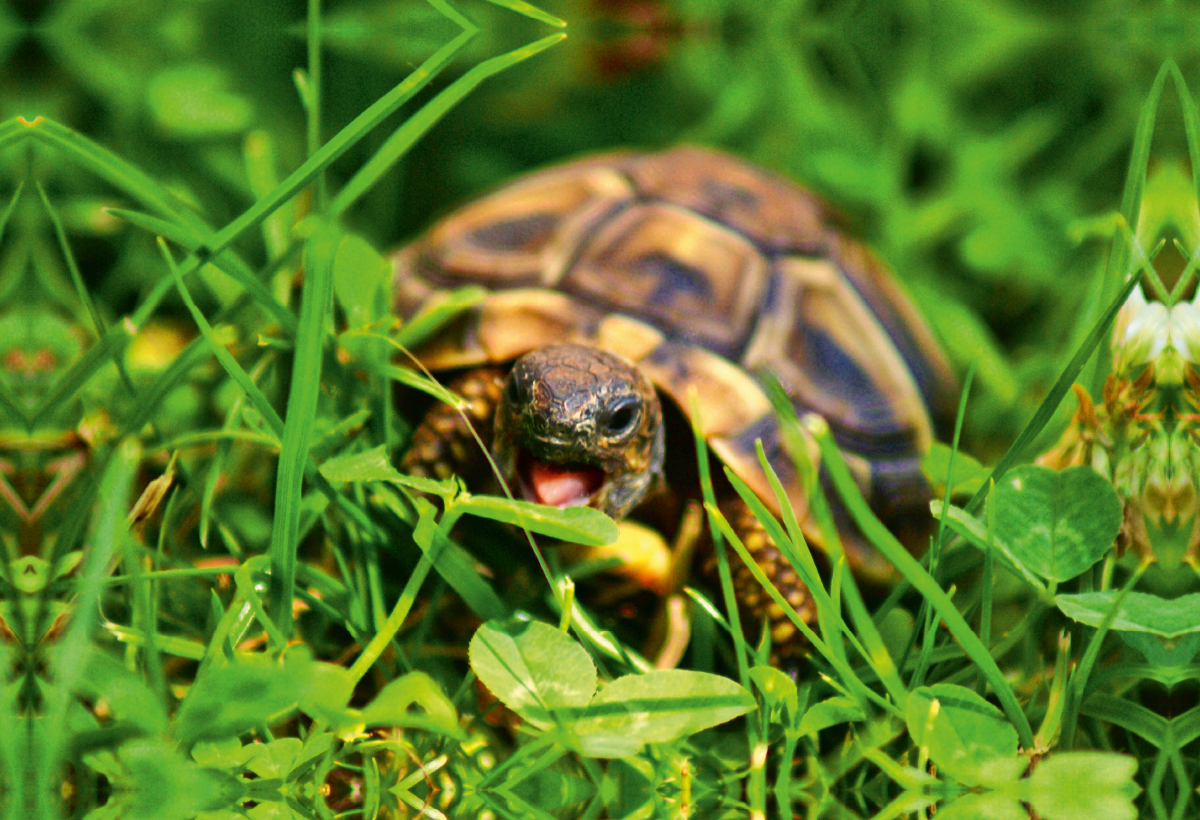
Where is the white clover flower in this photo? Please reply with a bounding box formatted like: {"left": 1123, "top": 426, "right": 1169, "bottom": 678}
{"left": 1168, "top": 300, "right": 1200, "bottom": 363}
{"left": 1116, "top": 284, "right": 1169, "bottom": 368}
{"left": 1113, "top": 282, "right": 1200, "bottom": 370}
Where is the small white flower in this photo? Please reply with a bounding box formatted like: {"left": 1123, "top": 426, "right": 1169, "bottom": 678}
{"left": 1117, "top": 285, "right": 1168, "bottom": 367}
{"left": 1169, "top": 301, "right": 1200, "bottom": 363}
{"left": 1113, "top": 283, "right": 1200, "bottom": 368}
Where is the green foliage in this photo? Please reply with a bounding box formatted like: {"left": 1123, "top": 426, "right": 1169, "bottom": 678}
{"left": 469, "top": 619, "right": 755, "bottom": 758}
{"left": 4, "top": 0, "right": 1200, "bottom": 817}
{"left": 906, "top": 684, "right": 1025, "bottom": 788}
{"left": 1056, "top": 591, "right": 1200, "bottom": 639}
{"left": 989, "top": 465, "right": 1123, "bottom": 582}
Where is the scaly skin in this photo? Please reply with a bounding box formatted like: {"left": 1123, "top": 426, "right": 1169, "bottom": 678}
{"left": 399, "top": 367, "right": 507, "bottom": 490}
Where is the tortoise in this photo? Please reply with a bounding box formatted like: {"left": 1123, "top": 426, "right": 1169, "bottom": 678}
{"left": 392, "top": 146, "right": 957, "bottom": 657}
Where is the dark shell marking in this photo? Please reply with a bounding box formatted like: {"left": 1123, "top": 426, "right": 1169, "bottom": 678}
{"left": 392, "top": 146, "right": 957, "bottom": 582}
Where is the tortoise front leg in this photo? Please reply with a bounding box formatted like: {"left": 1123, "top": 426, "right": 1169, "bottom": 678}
{"left": 399, "top": 366, "right": 508, "bottom": 489}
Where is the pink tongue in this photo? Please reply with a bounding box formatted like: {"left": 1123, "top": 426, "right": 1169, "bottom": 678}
{"left": 528, "top": 460, "right": 604, "bottom": 507}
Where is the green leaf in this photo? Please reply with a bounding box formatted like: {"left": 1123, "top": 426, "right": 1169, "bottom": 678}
{"left": 748, "top": 666, "right": 798, "bottom": 723}
{"left": 990, "top": 465, "right": 1121, "bottom": 582}
{"left": 797, "top": 696, "right": 866, "bottom": 735}
{"left": 359, "top": 671, "right": 463, "bottom": 738}
{"left": 906, "top": 684, "right": 1025, "bottom": 788}
{"left": 318, "top": 445, "right": 407, "bottom": 483}
{"left": 1020, "top": 752, "right": 1140, "bottom": 820}
{"left": 569, "top": 670, "right": 755, "bottom": 759}
{"left": 244, "top": 738, "right": 303, "bottom": 778}
{"left": 171, "top": 651, "right": 316, "bottom": 746}
{"left": 328, "top": 32, "right": 566, "bottom": 216}
{"left": 147, "top": 65, "right": 253, "bottom": 137}
{"left": 458, "top": 494, "right": 618, "bottom": 546}
{"left": 393, "top": 285, "right": 488, "bottom": 350}
{"left": 69, "top": 649, "right": 168, "bottom": 736}
{"left": 295, "top": 660, "right": 356, "bottom": 725}
{"left": 929, "top": 500, "right": 1046, "bottom": 591}
{"left": 191, "top": 738, "right": 259, "bottom": 770}
{"left": 332, "top": 233, "right": 390, "bottom": 332}
{"left": 10, "top": 556, "right": 51, "bottom": 594}
{"left": 247, "top": 802, "right": 303, "bottom": 820}
{"left": 922, "top": 442, "right": 989, "bottom": 497}
{"left": 112, "top": 739, "right": 244, "bottom": 820}
{"left": 933, "top": 793, "right": 1029, "bottom": 820}
{"left": 468, "top": 619, "right": 597, "bottom": 730}
{"left": 1055, "top": 590, "right": 1200, "bottom": 639}
{"left": 319, "top": 444, "right": 456, "bottom": 497}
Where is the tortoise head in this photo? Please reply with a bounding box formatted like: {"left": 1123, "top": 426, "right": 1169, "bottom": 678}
{"left": 492, "top": 344, "right": 664, "bottom": 519}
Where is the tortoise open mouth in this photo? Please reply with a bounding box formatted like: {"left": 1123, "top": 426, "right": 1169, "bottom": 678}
{"left": 516, "top": 449, "right": 606, "bottom": 508}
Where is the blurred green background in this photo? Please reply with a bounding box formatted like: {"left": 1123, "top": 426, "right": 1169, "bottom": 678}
{"left": 4, "top": 0, "right": 1200, "bottom": 455}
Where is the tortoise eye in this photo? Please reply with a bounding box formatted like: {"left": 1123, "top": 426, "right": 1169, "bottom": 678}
{"left": 602, "top": 399, "right": 640, "bottom": 437}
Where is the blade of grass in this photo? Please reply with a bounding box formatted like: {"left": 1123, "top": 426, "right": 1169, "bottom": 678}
{"left": 347, "top": 498, "right": 450, "bottom": 684}
{"left": 215, "top": 27, "right": 474, "bottom": 255}
{"left": 160, "top": 238, "right": 288, "bottom": 437}
{"left": 0, "top": 180, "right": 24, "bottom": 244}
{"left": 911, "top": 364, "right": 976, "bottom": 690}
{"left": 268, "top": 223, "right": 339, "bottom": 639}
{"left": 22, "top": 23, "right": 474, "bottom": 370}
{"left": 726, "top": 459, "right": 879, "bottom": 699}
{"left": 158, "top": 238, "right": 383, "bottom": 546}
{"left": 977, "top": 483, "right": 996, "bottom": 696}
{"left": 36, "top": 184, "right": 145, "bottom": 408}
{"left": 1, "top": 116, "right": 33, "bottom": 150}
{"left": 1171, "top": 63, "right": 1200, "bottom": 241}
{"left": 35, "top": 183, "right": 108, "bottom": 342}
{"left": 199, "top": 357, "right": 273, "bottom": 548}
{"left": 961, "top": 261, "right": 1144, "bottom": 518}
{"left": 704, "top": 500, "right": 899, "bottom": 719}
{"left": 328, "top": 31, "right": 566, "bottom": 218}
{"left": 426, "top": 0, "right": 481, "bottom": 34}
{"left": 28, "top": 117, "right": 208, "bottom": 228}
{"left": 752, "top": 444, "right": 852, "bottom": 671}
{"left": 307, "top": 0, "right": 326, "bottom": 209}
{"left": 687, "top": 390, "right": 753, "bottom": 676}
{"left": 1059, "top": 563, "right": 1148, "bottom": 749}
{"left": 479, "top": 0, "right": 567, "bottom": 27}
{"left": 108, "top": 207, "right": 297, "bottom": 333}
{"left": 244, "top": 131, "right": 293, "bottom": 265}
{"left": 808, "top": 414, "right": 1035, "bottom": 748}
{"left": 36, "top": 438, "right": 139, "bottom": 819}
{"left": 1086, "top": 60, "right": 1170, "bottom": 395}
{"left": 392, "top": 285, "right": 488, "bottom": 350}
{"left": 759, "top": 380, "right": 908, "bottom": 708}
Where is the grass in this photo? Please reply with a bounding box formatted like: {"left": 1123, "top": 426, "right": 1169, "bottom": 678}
{"left": 2, "top": 0, "right": 1200, "bottom": 818}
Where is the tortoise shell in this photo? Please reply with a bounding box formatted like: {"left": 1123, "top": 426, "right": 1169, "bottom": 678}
{"left": 392, "top": 146, "right": 957, "bottom": 582}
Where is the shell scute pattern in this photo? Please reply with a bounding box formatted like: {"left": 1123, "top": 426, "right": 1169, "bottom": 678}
{"left": 393, "top": 147, "right": 957, "bottom": 576}
{"left": 623, "top": 146, "right": 828, "bottom": 252}
{"left": 823, "top": 232, "right": 957, "bottom": 424}
{"left": 425, "top": 159, "right": 635, "bottom": 288}
{"left": 562, "top": 202, "right": 768, "bottom": 355}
